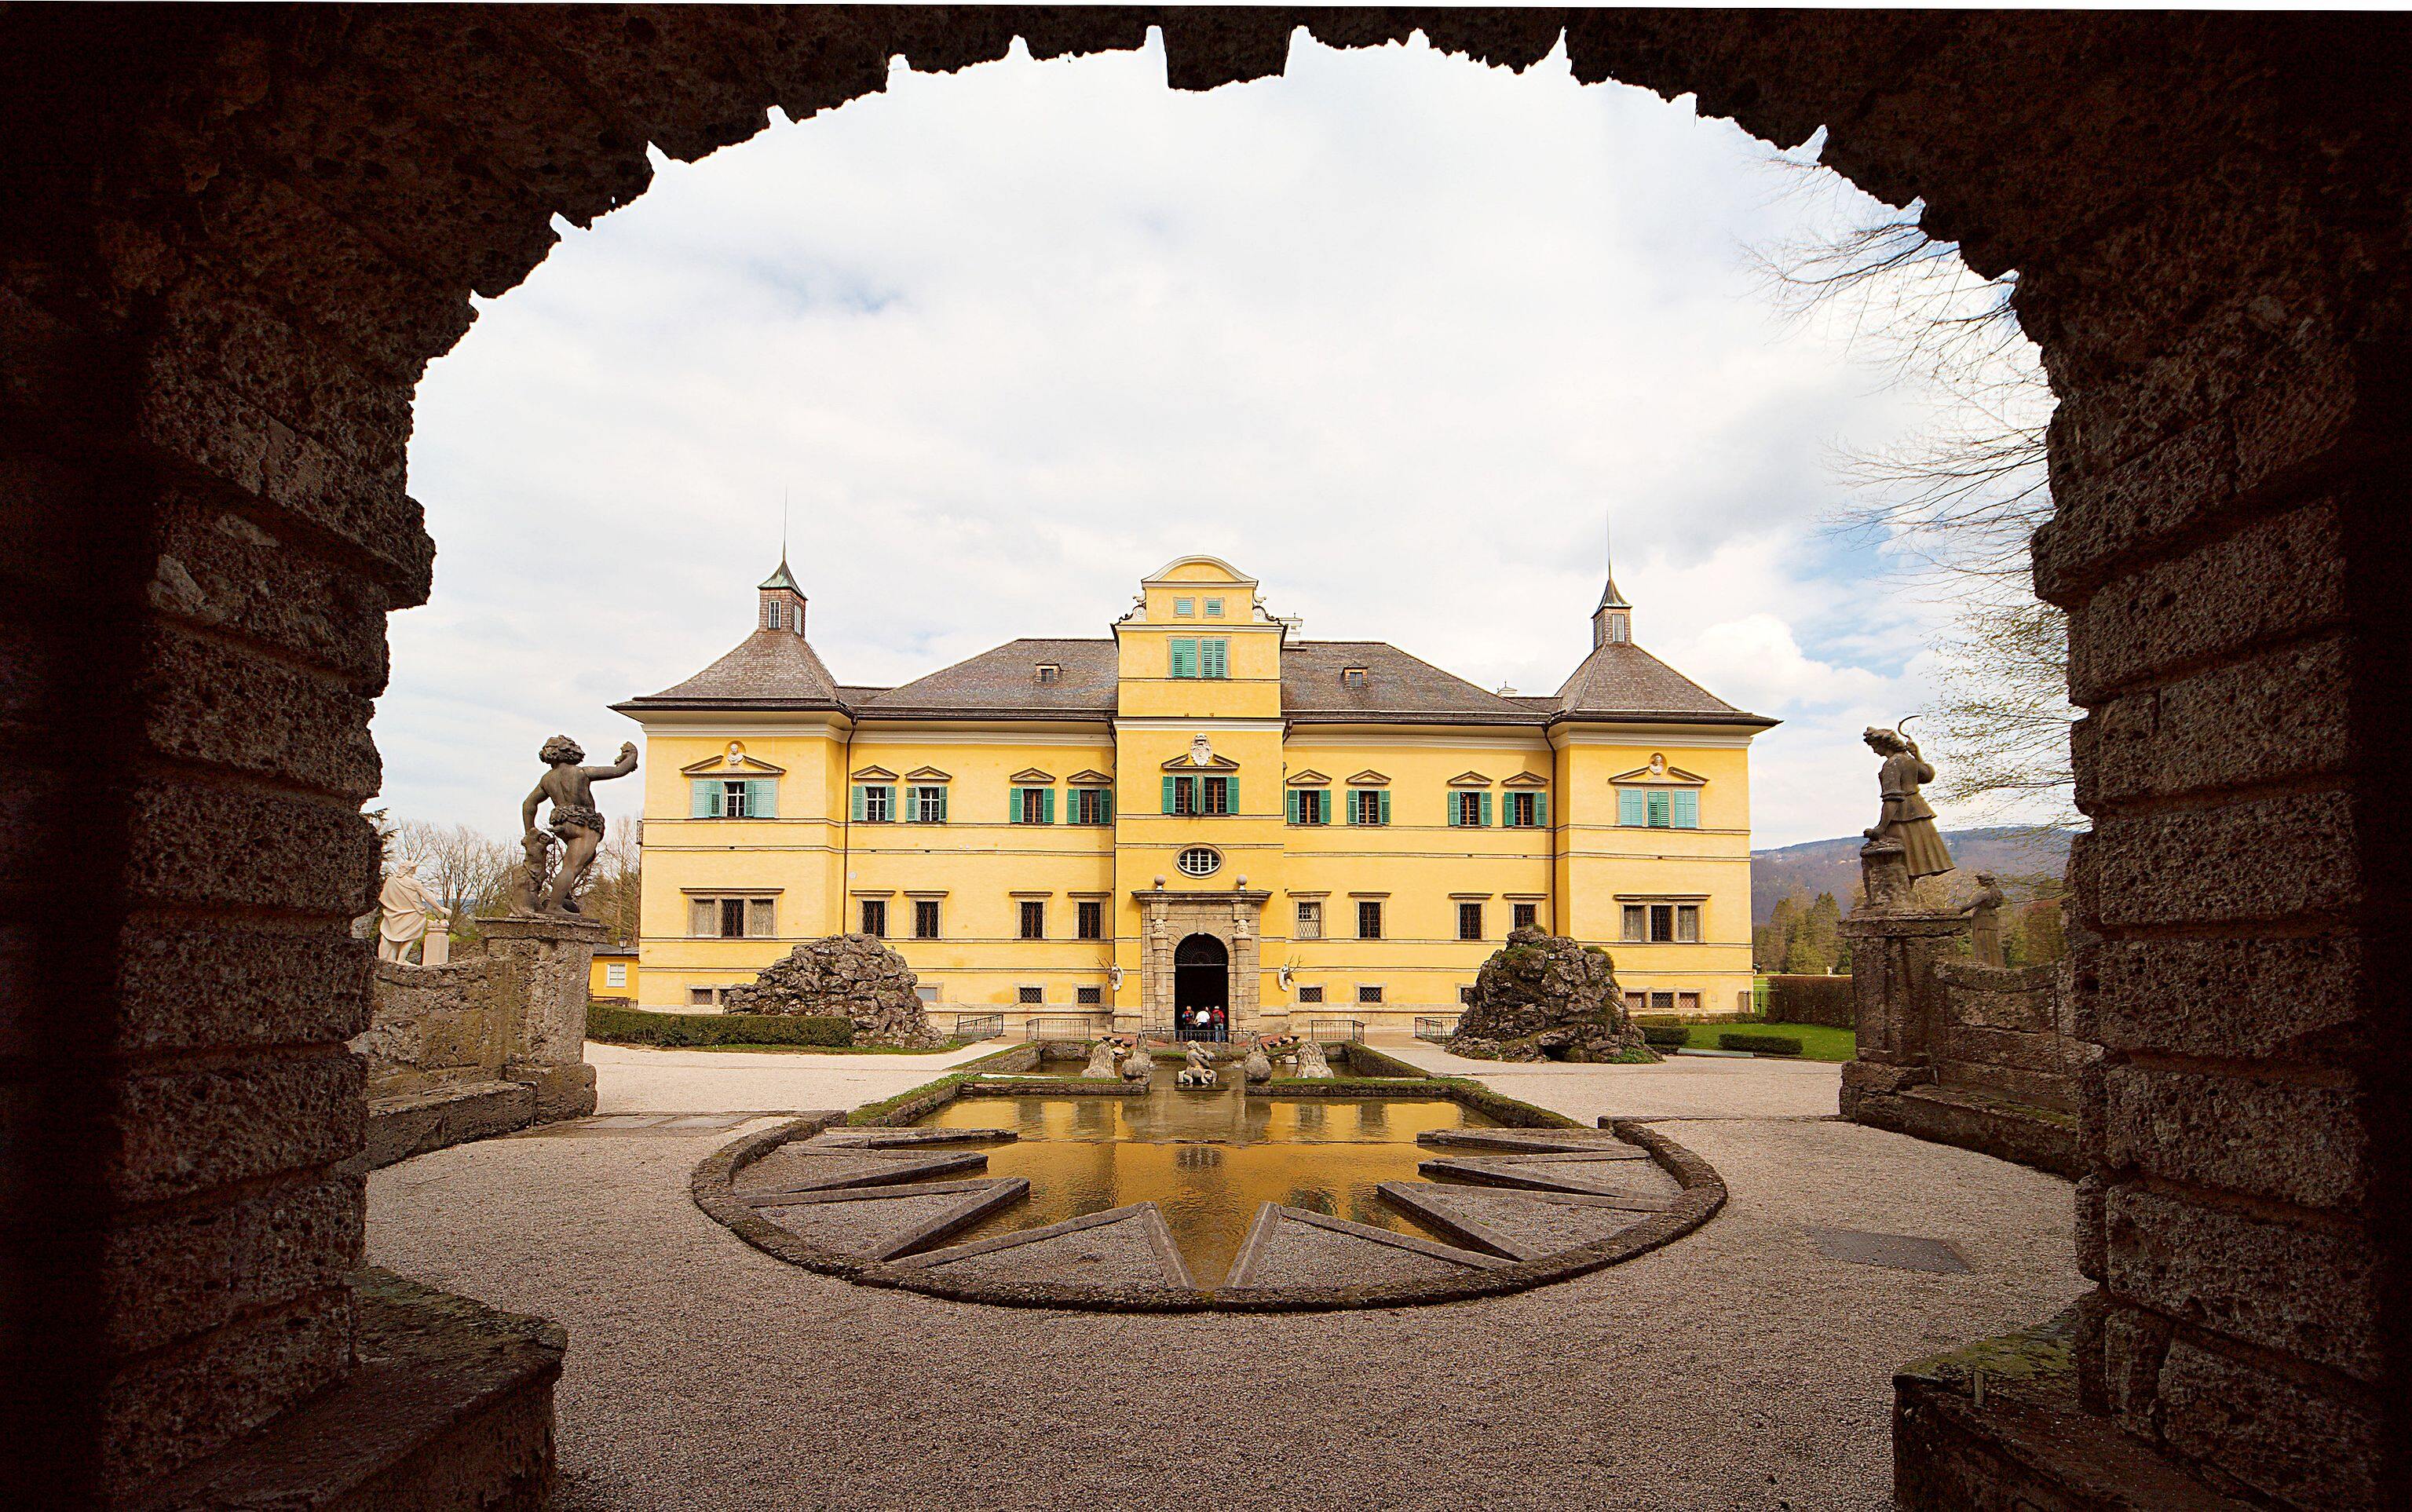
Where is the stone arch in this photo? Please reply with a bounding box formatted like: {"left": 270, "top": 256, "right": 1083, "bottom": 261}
{"left": 4, "top": 10, "right": 2406, "bottom": 1508}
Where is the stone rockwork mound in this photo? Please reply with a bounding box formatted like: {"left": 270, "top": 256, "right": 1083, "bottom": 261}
{"left": 1447, "top": 928, "right": 1653, "bottom": 1064}
{"left": 721, "top": 933, "right": 943, "bottom": 1047}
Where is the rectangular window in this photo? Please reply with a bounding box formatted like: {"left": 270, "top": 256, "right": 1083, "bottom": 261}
{"left": 1618, "top": 787, "right": 1648, "bottom": 827}
{"left": 720, "top": 898, "right": 745, "bottom": 937}
{"left": 1169, "top": 637, "right": 1199, "bottom": 677}
{"left": 1073, "top": 788, "right": 1111, "bottom": 824}
{"left": 1018, "top": 986, "right": 1043, "bottom": 1006}
{"left": 690, "top": 896, "right": 774, "bottom": 938}
{"left": 1647, "top": 789, "right": 1672, "bottom": 828}
{"left": 1624, "top": 991, "right": 1646, "bottom": 1013}
{"left": 1457, "top": 901, "right": 1484, "bottom": 941}
{"left": 1512, "top": 901, "right": 1539, "bottom": 932}
{"left": 1168, "top": 775, "right": 1196, "bottom": 815}
{"left": 747, "top": 897, "right": 775, "bottom": 938}
{"left": 1651, "top": 904, "right": 1676, "bottom": 943}
{"left": 1173, "top": 597, "right": 1195, "bottom": 616}
{"left": 1076, "top": 900, "right": 1104, "bottom": 940}
{"left": 1507, "top": 791, "right": 1539, "bottom": 828}
{"left": 1621, "top": 904, "right": 1648, "bottom": 943}
{"left": 1200, "top": 638, "right": 1229, "bottom": 678}
{"left": 1201, "top": 775, "right": 1231, "bottom": 815}
{"left": 1017, "top": 787, "right": 1050, "bottom": 824}
{"left": 1204, "top": 597, "right": 1224, "bottom": 617}
{"left": 1287, "top": 788, "right": 1328, "bottom": 826}
{"left": 1672, "top": 789, "right": 1700, "bottom": 828}
{"left": 913, "top": 899, "right": 941, "bottom": 939}
{"left": 1351, "top": 789, "right": 1388, "bottom": 826}
{"left": 915, "top": 985, "right": 941, "bottom": 1005}
{"left": 1460, "top": 984, "right": 1477, "bottom": 1005}
{"left": 689, "top": 986, "right": 718, "bottom": 1006}
{"left": 693, "top": 777, "right": 776, "bottom": 818}
{"left": 1076, "top": 986, "right": 1104, "bottom": 1006}
{"left": 1296, "top": 900, "right": 1322, "bottom": 940}
{"left": 605, "top": 962, "right": 628, "bottom": 988}
{"left": 909, "top": 785, "right": 947, "bottom": 824}
{"left": 1677, "top": 904, "right": 1701, "bottom": 943}
{"left": 1358, "top": 900, "right": 1383, "bottom": 940}
{"left": 857, "top": 784, "right": 894, "bottom": 824}
{"left": 1019, "top": 900, "right": 1046, "bottom": 940}
{"left": 1357, "top": 984, "right": 1384, "bottom": 1005}
{"left": 1454, "top": 791, "right": 1486, "bottom": 827}
{"left": 861, "top": 899, "right": 887, "bottom": 937}
{"left": 1649, "top": 991, "right": 1676, "bottom": 1013}
{"left": 1677, "top": 991, "right": 1701, "bottom": 1014}
{"left": 1297, "top": 985, "right": 1325, "bottom": 1003}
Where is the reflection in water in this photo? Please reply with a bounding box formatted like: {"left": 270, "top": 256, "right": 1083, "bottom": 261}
{"left": 916, "top": 1075, "right": 1497, "bottom": 1285}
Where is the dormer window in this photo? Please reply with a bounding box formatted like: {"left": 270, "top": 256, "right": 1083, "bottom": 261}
{"left": 1204, "top": 597, "right": 1224, "bottom": 617}
{"left": 1035, "top": 663, "right": 1061, "bottom": 684}
{"left": 1173, "top": 597, "right": 1195, "bottom": 616}
{"left": 1342, "top": 667, "right": 1368, "bottom": 689}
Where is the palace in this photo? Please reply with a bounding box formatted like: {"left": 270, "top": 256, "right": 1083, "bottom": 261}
{"left": 612, "top": 554, "right": 1772, "bottom": 1033}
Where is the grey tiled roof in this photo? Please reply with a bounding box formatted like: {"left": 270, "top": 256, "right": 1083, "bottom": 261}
{"left": 616, "top": 628, "right": 844, "bottom": 710}
{"left": 1553, "top": 640, "right": 1768, "bottom": 724}
{"left": 621, "top": 626, "right": 1771, "bottom": 729}
{"left": 853, "top": 638, "right": 1119, "bottom": 718}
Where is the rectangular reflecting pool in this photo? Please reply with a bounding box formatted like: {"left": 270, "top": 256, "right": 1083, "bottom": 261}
{"left": 915, "top": 1076, "right": 1498, "bottom": 1285}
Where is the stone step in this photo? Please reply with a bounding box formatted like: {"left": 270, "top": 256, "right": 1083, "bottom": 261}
{"left": 755, "top": 1178, "right": 1030, "bottom": 1261}
{"left": 735, "top": 1145, "right": 989, "bottom": 1197}
{"left": 889, "top": 1203, "right": 1198, "bottom": 1294}
{"left": 1416, "top": 1128, "right": 1649, "bottom": 1157}
{"left": 364, "top": 1081, "right": 533, "bottom": 1169}
{"left": 1221, "top": 1204, "right": 1511, "bottom": 1292}
{"left": 1376, "top": 1182, "right": 1662, "bottom": 1262}
{"left": 1417, "top": 1151, "right": 1682, "bottom": 1204}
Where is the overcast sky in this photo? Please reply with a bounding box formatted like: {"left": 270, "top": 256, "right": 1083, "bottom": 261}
{"left": 383, "top": 29, "right": 2045, "bottom": 849}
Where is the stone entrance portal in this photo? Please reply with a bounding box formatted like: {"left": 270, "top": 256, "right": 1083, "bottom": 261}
{"left": 1132, "top": 888, "right": 1268, "bottom": 1035}
{"left": 1173, "top": 933, "right": 1230, "bottom": 1039}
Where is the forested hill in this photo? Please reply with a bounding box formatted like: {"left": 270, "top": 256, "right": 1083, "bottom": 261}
{"left": 1750, "top": 827, "right": 2074, "bottom": 926}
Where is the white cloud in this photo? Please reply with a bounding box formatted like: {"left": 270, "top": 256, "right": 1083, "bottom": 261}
{"left": 382, "top": 29, "right": 2036, "bottom": 850}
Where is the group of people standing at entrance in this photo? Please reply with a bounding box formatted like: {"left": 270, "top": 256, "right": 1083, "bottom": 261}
{"left": 1179, "top": 1006, "right": 1228, "bottom": 1042}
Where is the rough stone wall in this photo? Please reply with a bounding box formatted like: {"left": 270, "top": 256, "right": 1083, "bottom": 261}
{"left": 355, "top": 960, "right": 510, "bottom": 1100}
{"left": 1931, "top": 959, "right": 2087, "bottom": 1116}
{"left": 0, "top": 9, "right": 2404, "bottom": 1507}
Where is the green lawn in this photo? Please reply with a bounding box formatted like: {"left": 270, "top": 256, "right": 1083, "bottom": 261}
{"left": 1681, "top": 1021, "right": 1856, "bottom": 1062}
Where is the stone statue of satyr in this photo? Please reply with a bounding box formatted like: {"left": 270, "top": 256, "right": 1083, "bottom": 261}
{"left": 1177, "top": 1040, "right": 1218, "bottom": 1087}
{"left": 1959, "top": 871, "right": 2009, "bottom": 967}
{"left": 375, "top": 861, "right": 448, "bottom": 965}
{"left": 1862, "top": 724, "right": 1954, "bottom": 879}
{"left": 1083, "top": 1038, "right": 1123, "bottom": 1079}
{"left": 1292, "top": 1037, "right": 1335, "bottom": 1079}
{"left": 519, "top": 735, "right": 637, "bottom": 915}
{"left": 1120, "top": 1037, "right": 1154, "bottom": 1083}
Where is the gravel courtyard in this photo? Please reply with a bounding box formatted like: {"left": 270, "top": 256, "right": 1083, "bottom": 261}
{"left": 367, "top": 1043, "right": 2083, "bottom": 1511}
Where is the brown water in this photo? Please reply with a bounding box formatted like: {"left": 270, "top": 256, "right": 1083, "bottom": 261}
{"left": 915, "top": 1075, "right": 1497, "bottom": 1285}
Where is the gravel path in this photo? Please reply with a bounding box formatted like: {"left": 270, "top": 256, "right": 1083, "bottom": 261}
{"left": 368, "top": 1049, "right": 2081, "bottom": 1511}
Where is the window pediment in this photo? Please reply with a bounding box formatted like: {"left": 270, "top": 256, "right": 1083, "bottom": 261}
{"left": 1160, "top": 751, "right": 1239, "bottom": 771}
{"left": 1285, "top": 769, "right": 1332, "bottom": 787}
{"left": 1007, "top": 767, "right": 1056, "bottom": 784}
{"left": 850, "top": 765, "right": 900, "bottom": 782}
{"left": 1446, "top": 770, "right": 1492, "bottom": 788}
{"left": 904, "top": 765, "right": 952, "bottom": 782}
{"left": 1607, "top": 761, "right": 1708, "bottom": 786}
{"left": 1502, "top": 771, "right": 1550, "bottom": 787}
{"left": 681, "top": 751, "right": 786, "bottom": 777}
{"left": 1067, "top": 769, "right": 1113, "bottom": 786}
{"left": 1345, "top": 769, "right": 1390, "bottom": 787}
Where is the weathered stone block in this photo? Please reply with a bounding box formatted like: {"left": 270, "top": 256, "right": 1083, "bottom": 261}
{"left": 2100, "top": 1298, "right": 2174, "bottom": 1441}
{"left": 2101, "top": 1062, "right": 2366, "bottom": 1210}
{"left": 123, "top": 778, "right": 379, "bottom": 917}
{"left": 2074, "top": 1174, "right": 2105, "bottom": 1282}
{"left": 100, "top": 1284, "right": 356, "bottom": 1492}
{"left": 111, "top": 1049, "right": 364, "bottom": 1204}
{"left": 2156, "top": 1336, "right": 2382, "bottom": 1511}
{"left": 152, "top": 492, "right": 395, "bottom": 688}
{"left": 1943, "top": 1023, "right": 2084, "bottom": 1075}
{"left": 2081, "top": 791, "right": 2360, "bottom": 929}
{"left": 114, "top": 914, "right": 371, "bottom": 1054}
{"left": 2076, "top": 637, "right": 2352, "bottom": 809}
{"left": 139, "top": 623, "right": 381, "bottom": 798}
{"left": 2078, "top": 934, "right": 2364, "bottom": 1062}
{"left": 364, "top": 1081, "right": 535, "bottom": 1169}
{"left": 2104, "top": 1184, "right": 2379, "bottom": 1382}
{"left": 97, "top": 1168, "right": 363, "bottom": 1357}
{"left": 1937, "top": 1058, "right": 2078, "bottom": 1114}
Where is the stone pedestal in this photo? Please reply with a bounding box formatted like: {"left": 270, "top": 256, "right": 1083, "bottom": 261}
{"left": 1838, "top": 842, "right": 1964, "bottom": 1121}
{"left": 477, "top": 915, "right": 605, "bottom": 1122}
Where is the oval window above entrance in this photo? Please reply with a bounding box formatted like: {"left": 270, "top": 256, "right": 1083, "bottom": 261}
{"left": 1175, "top": 845, "right": 1221, "bottom": 878}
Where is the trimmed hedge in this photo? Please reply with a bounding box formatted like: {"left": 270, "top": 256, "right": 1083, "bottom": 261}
{"left": 587, "top": 1001, "right": 853, "bottom": 1049}
{"left": 1641, "top": 1024, "right": 1690, "bottom": 1050}
{"left": 1766, "top": 973, "right": 1855, "bottom": 1029}
{"left": 1719, "top": 1031, "right": 1804, "bottom": 1057}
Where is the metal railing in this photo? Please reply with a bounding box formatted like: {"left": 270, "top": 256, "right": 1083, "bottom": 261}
{"left": 1412, "top": 1015, "right": 1460, "bottom": 1043}
{"left": 952, "top": 1013, "right": 1004, "bottom": 1042}
{"left": 1304, "top": 1018, "right": 1365, "bottom": 1043}
{"left": 1024, "top": 1015, "right": 1102, "bottom": 1041}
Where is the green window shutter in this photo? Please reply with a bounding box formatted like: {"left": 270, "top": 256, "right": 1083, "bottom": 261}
{"left": 1163, "top": 776, "right": 1177, "bottom": 814}
{"left": 1169, "top": 638, "right": 1197, "bottom": 677}
{"left": 1481, "top": 792, "right": 1494, "bottom": 827}
{"left": 1672, "top": 789, "right": 1700, "bottom": 828}
{"left": 1043, "top": 788, "right": 1057, "bottom": 824}
{"left": 1008, "top": 787, "right": 1023, "bottom": 824}
{"left": 1379, "top": 790, "right": 1391, "bottom": 825}
{"left": 1286, "top": 789, "right": 1299, "bottom": 824}
{"left": 1447, "top": 792, "right": 1460, "bottom": 827}
{"left": 1317, "top": 791, "right": 1331, "bottom": 825}
{"left": 1202, "top": 639, "right": 1228, "bottom": 678}
{"left": 1099, "top": 790, "right": 1113, "bottom": 824}
{"left": 850, "top": 785, "right": 865, "bottom": 823}
{"left": 1344, "top": 789, "right": 1358, "bottom": 826}
{"left": 1618, "top": 787, "right": 1646, "bottom": 827}
{"left": 1648, "top": 789, "right": 1672, "bottom": 827}
{"left": 933, "top": 787, "right": 948, "bottom": 824}
{"left": 692, "top": 780, "right": 714, "bottom": 818}
{"left": 1536, "top": 794, "right": 1548, "bottom": 828}
{"left": 748, "top": 779, "right": 777, "bottom": 819}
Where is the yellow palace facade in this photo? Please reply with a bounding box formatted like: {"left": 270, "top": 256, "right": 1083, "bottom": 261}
{"left": 612, "top": 555, "right": 1773, "bottom": 1032}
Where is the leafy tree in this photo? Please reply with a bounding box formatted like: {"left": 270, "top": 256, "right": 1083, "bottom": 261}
{"left": 1782, "top": 929, "right": 1830, "bottom": 976}
{"left": 581, "top": 823, "right": 642, "bottom": 948}
{"left": 2017, "top": 897, "right": 2068, "bottom": 965}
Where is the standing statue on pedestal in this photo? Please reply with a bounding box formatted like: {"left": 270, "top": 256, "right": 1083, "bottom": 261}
{"left": 375, "top": 861, "right": 449, "bottom": 965}
{"left": 1958, "top": 871, "right": 2008, "bottom": 967}
{"left": 1862, "top": 722, "right": 1954, "bottom": 878}
{"left": 518, "top": 736, "right": 638, "bottom": 915}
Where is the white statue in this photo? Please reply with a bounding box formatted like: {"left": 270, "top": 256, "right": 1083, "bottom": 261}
{"left": 376, "top": 862, "right": 449, "bottom": 966}
{"left": 1177, "top": 1040, "right": 1218, "bottom": 1088}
